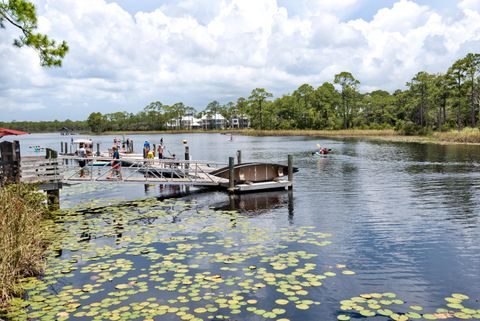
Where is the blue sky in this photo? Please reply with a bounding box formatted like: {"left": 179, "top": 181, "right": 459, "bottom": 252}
{"left": 1, "top": 0, "right": 479, "bottom": 121}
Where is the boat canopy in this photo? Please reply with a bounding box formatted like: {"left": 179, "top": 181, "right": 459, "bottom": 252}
{"left": 73, "top": 139, "right": 92, "bottom": 144}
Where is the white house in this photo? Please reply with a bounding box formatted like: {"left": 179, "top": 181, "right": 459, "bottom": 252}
{"left": 201, "top": 113, "right": 227, "bottom": 129}
{"left": 230, "top": 114, "right": 250, "bottom": 129}
{"left": 167, "top": 113, "right": 202, "bottom": 129}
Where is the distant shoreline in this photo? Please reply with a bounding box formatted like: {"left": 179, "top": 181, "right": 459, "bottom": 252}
{"left": 89, "top": 129, "right": 480, "bottom": 146}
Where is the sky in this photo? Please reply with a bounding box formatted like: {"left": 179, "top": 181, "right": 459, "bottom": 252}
{"left": 1, "top": 0, "right": 480, "bottom": 121}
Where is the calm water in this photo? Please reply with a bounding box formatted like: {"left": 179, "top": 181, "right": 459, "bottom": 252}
{"left": 5, "top": 133, "right": 480, "bottom": 320}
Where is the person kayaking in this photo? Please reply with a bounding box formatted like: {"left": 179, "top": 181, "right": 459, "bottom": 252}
{"left": 319, "top": 147, "right": 330, "bottom": 155}
{"left": 315, "top": 144, "right": 331, "bottom": 155}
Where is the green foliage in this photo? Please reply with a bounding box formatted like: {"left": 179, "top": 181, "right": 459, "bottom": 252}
{"left": 0, "top": 120, "right": 88, "bottom": 133}
{"left": 0, "top": 0, "right": 68, "bottom": 67}
{"left": 2, "top": 53, "right": 480, "bottom": 135}
{"left": 0, "top": 184, "right": 50, "bottom": 304}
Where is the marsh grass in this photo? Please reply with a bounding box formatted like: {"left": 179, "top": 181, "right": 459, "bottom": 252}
{"left": 101, "top": 128, "right": 480, "bottom": 145}
{"left": 238, "top": 129, "right": 398, "bottom": 137}
{"left": 433, "top": 128, "right": 480, "bottom": 143}
{"left": 0, "top": 184, "right": 50, "bottom": 308}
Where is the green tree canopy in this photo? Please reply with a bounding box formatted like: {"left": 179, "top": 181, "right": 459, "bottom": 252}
{"left": 0, "top": 0, "right": 68, "bottom": 66}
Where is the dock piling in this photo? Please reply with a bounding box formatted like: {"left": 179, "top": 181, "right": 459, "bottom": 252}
{"left": 185, "top": 146, "right": 190, "bottom": 170}
{"left": 96, "top": 143, "right": 100, "bottom": 156}
{"left": 64, "top": 142, "right": 68, "bottom": 154}
{"left": 288, "top": 154, "right": 293, "bottom": 190}
{"left": 228, "top": 156, "right": 235, "bottom": 193}
{"left": 236, "top": 150, "right": 242, "bottom": 164}
{"left": 60, "top": 143, "right": 64, "bottom": 154}
{"left": 46, "top": 189, "right": 60, "bottom": 211}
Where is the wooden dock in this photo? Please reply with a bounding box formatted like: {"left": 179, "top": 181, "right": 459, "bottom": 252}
{"left": 1, "top": 141, "right": 294, "bottom": 210}
{"left": 57, "top": 156, "right": 293, "bottom": 192}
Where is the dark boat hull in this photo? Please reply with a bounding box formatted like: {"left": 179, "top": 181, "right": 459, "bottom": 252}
{"left": 210, "top": 162, "right": 298, "bottom": 183}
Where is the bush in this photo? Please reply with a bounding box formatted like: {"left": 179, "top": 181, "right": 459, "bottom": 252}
{"left": 395, "top": 121, "right": 431, "bottom": 136}
{"left": 0, "top": 184, "right": 50, "bottom": 306}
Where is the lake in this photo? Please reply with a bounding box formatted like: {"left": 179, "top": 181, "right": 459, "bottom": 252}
{"left": 4, "top": 132, "right": 480, "bottom": 320}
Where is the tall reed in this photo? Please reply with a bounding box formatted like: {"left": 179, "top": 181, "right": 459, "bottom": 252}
{"left": 0, "top": 184, "right": 50, "bottom": 306}
{"left": 434, "top": 128, "right": 480, "bottom": 143}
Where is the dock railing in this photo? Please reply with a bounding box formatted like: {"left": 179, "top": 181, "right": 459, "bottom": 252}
{"left": 20, "top": 156, "right": 63, "bottom": 184}
{"left": 59, "top": 156, "right": 229, "bottom": 186}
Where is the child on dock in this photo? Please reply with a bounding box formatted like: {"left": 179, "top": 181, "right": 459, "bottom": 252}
{"left": 108, "top": 146, "right": 122, "bottom": 180}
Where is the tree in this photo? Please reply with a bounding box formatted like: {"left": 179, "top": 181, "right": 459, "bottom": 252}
{"left": 248, "top": 88, "right": 273, "bottom": 129}
{"left": 292, "top": 84, "right": 315, "bottom": 129}
{"left": 407, "top": 71, "right": 433, "bottom": 127}
{"left": 334, "top": 72, "right": 360, "bottom": 129}
{"left": 0, "top": 0, "right": 68, "bottom": 66}
{"left": 87, "top": 112, "right": 105, "bottom": 133}
{"left": 314, "top": 82, "right": 341, "bottom": 129}
{"left": 362, "top": 90, "right": 395, "bottom": 127}
{"left": 447, "top": 60, "right": 467, "bottom": 130}
{"left": 459, "top": 53, "right": 480, "bottom": 127}
{"left": 430, "top": 74, "right": 449, "bottom": 130}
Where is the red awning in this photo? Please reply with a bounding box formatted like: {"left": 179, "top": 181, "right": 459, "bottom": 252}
{"left": 0, "top": 128, "right": 30, "bottom": 138}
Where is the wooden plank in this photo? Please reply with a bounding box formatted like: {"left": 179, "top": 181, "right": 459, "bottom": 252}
{"left": 21, "top": 162, "right": 59, "bottom": 168}
{"left": 20, "top": 175, "right": 63, "bottom": 183}
{"left": 21, "top": 168, "right": 63, "bottom": 175}
{"left": 234, "top": 180, "right": 291, "bottom": 192}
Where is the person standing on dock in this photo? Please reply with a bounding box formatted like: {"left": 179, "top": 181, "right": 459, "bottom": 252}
{"left": 157, "top": 144, "right": 164, "bottom": 159}
{"left": 108, "top": 146, "right": 122, "bottom": 180}
{"left": 143, "top": 141, "right": 150, "bottom": 158}
{"left": 78, "top": 143, "right": 87, "bottom": 177}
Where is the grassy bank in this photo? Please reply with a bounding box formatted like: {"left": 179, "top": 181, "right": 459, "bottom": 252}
{"left": 93, "top": 128, "right": 480, "bottom": 145}
{"left": 0, "top": 184, "right": 51, "bottom": 311}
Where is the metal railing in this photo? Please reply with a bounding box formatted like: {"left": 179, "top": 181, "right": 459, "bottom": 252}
{"left": 60, "top": 157, "right": 229, "bottom": 186}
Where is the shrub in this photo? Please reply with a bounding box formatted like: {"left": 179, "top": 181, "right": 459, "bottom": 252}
{"left": 0, "top": 184, "right": 50, "bottom": 306}
{"left": 395, "top": 121, "right": 431, "bottom": 136}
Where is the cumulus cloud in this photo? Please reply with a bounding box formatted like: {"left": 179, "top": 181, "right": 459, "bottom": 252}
{"left": 0, "top": 0, "right": 480, "bottom": 120}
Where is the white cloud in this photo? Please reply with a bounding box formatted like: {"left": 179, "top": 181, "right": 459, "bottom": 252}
{"left": 0, "top": 0, "right": 480, "bottom": 120}
{"left": 459, "top": 0, "right": 480, "bottom": 12}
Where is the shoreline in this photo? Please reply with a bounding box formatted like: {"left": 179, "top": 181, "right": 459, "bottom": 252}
{"left": 94, "top": 129, "right": 480, "bottom": 146}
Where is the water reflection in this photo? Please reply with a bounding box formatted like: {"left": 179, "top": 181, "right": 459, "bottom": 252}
{"left": 213, "top": 190, "right": 293, "bottom": 216}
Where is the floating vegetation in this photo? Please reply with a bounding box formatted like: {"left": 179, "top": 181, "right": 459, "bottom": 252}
{"left": 338, "top": 292, "right": 480, "bottom": 320}
{"left": 2, "top": 198, "right": 352, "bottom": 320}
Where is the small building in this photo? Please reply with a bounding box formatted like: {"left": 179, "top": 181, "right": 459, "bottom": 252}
{"left": 230, "top": 114, "right": 250, "bottom": 129}
{"left": 167, "top": 114, "right": 202, "bottom": 130}
{"left": 201, "top": 113, "right": 226, "bottom": 130}
{"left": 60, "top": 127, "right": 73, "bottom": 135}
{"left": 181, "top": 114, "right": 202, "bottom": 130}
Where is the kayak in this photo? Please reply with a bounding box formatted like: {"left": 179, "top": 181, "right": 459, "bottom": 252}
{"left": 313, "top": 150, "right": 332, "bottom": 156}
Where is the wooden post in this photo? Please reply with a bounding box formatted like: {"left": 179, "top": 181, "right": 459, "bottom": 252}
{"left": 45, "top": 148, "right": 60, "bottom": 210}
{"left": 46, "top": 189, "right": 60, "bottom": 211}
{"left": 0, "top": 140, "right": 21, "bottom": 184}
{"left": 184, "top": 146, "right": 190, "bottom": 170}
{"left": 288, "top": 154, "right": 293, "bottom": 190}
{"left": 60, "top": 143, "right": 64, "bottom": 154}
{"left": 288, "top": 189, "right": 294, "bottom": 220}
{"left": 228, "top": 156, "right": 235, "bottom": 193}
{"left": 96, "top": 143, "right": 100, "bottom": 156}
{"left": 46, "top": 148, "right": 58, "bottom": 159}
{"left": 236, "top": 150, "right": 242, "bottom": 164}
{"left": 64, "top": 142, "right": 68, "bottom": 154}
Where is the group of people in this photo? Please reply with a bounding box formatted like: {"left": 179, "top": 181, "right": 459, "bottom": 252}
{"left": 143, "top": 138, "right": 175, "bottom": 160}
{"left": 78, "top": 137, "right": 187, "bottom": 180}
{"left": 112, "top": 137, "right": 133, "bottom": 154}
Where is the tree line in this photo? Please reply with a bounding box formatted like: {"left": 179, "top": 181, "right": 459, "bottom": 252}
{"left": 2, "top": 53, "right": 480, "bottom": 135}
